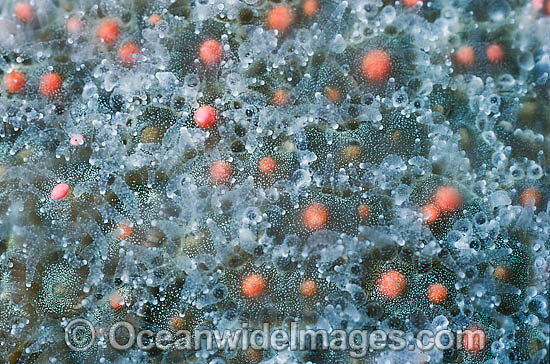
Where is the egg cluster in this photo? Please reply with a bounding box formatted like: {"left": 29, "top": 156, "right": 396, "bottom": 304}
{"left": 0, "top": 0, "right": 549, "bottom": 363}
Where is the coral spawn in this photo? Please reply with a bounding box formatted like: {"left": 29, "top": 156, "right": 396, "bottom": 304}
{"left": 0, "top": 0, "right": 548, "bottom": 363}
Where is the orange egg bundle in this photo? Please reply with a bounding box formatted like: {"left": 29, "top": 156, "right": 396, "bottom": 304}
{"left": 266, "top": 5, "right": 294, "bottom": 33}
{"left": 427, "top": 283, "right": 448, "bottom": 304}
{"left": 39, "top": 72, "right": 63, "bottom": 98}
{"left": 300, "top": 279, "right": 317, "bottom": 296}
{"left": 302, "top": 0, "right": 319, "bottom": 16}
{"left": 15, "top": 2, "right": 34, "bottom": 23}
{"left": 361, "top": 49, "right": 392, "bottom": 83}
{"left": 403, "top": 0, "right": 423, "bottom": 7}
{"left": 421, "top": 186, "right": 463, "bottom": 224}
{"left": 462, "top": 326, "right": 487, "bottom": 354}
{"left": 520, "top": 187, "right": 542, "bottom": 208}
{"left": 357, "top": 204, "right": 370, "bottom": 219}
{"left": 149, "top": 14, "right": 162, "bottom": 26}
{"left": 433, "top": 186, "right": 462, "bottom": 213}
{"left": 66, "top": 17, "right": 84, "bottom": 35}
{"left": 195, "top": 105, "right": 218, "bottom": 129}
{"left": 455, "top": 45, "right": 476, "bottom": 67}
{"left": 4, "top": 71, "right": 27, "bottom": 94}
{"left": 421, "top": 203, "right": 440, "bottom": 224}
{"left": 115, "top": 223, "right": 133, "bottom": 240}
{"left": 492, "top": 266, "right": 508, "bottom": 281}
{"left": 486, "top": 44, "right": 504, "bottom": 65}
{"left": 377, "top": 270, "right": 407, "bottom": 299}
{"left": 210, "top": 161, "right": 232, "bottom": 184}
{"left": 273, "top": 89, "right": 290, "bottom": 106}
{"left": 199, "top": 39, "right": 224, "bottom": 66}
{"left": 118, "top": 42, "right": 141, "bottom": 67}
{"left": 242, "top": 274, "right": 266, "bottom": 298}
{"left": 109, "top": 292, "right": 128, "bottom": 310}
{"left": 324, "top": 86, "right": 342, "bottom": 103}
{"left": 532, "top": 0, "right": 550, "bottom": 14}
{"left": 51, "top": 183, "right": 70, "bottom": 200}
{"left": 97, "top": 19, "right": 121, "bottom": 44}
{"left": 258, "top": 157, "right": 277, "bottom": 174}
{"left": 302, "top": 203, "right": 328, "bottom": 231}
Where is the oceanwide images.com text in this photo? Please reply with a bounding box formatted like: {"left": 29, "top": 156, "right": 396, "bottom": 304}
{"left": 65, "top": 319, "right": 488, "bottom": 357}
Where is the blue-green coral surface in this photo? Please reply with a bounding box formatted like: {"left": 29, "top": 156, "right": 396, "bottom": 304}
{"left": 0, "top": 0, "right": 549, "bottom": 363}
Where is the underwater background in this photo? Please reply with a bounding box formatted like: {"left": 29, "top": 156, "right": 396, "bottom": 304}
{"left": 0, "top": 0, "right": 549, "bottom": 363}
